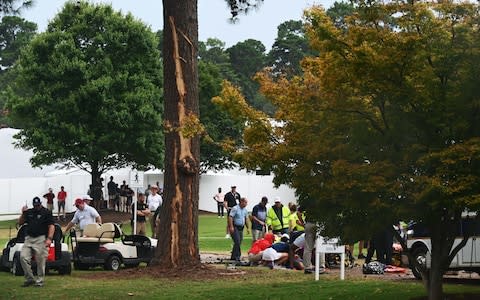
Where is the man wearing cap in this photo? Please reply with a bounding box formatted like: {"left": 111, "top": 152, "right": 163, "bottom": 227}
{"left": 18, "top": 197, "right": 55, "bottom": 287}
{"left": 251, "top": 196, "right": 268, "bottom": 242}
{"left": 228, "top": 197, "right": 250, "bottom": 262}
{"left": 43, "top": 188, "right": 55, "bottom": 211}
{"left": 266, "top": 197, "right": 291, "bottom": 234}
{"left": 82, "top": 194, "right": 93, "bottom": 206}
{"left": 131, "top": 192, "right": 150, "bottom": 236}
{"left": 223, "top": 185, "right": 240, "bottom": 238}
{"left": 147, "top": 184, "right": 163, "bottom": 238}
{"left": 63, "top": 198, "right": 102, "bottom": 235}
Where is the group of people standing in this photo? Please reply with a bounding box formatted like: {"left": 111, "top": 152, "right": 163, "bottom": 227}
{"left": 41, "top": 186, "right": 67, "bottom": 220}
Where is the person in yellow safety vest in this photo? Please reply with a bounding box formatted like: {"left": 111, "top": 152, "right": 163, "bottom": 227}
{"left": 289, "top": 204, "right": 305, "bottom": 232}
{"left": 266, "top": 197, "right": 291, "bottom": 234}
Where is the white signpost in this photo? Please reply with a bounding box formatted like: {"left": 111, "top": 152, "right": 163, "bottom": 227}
{"left": 129, "top": 170, "right": 144, "bottom": 188}
{"left": 315, "top": 237, "right": 345, "bottom": 281}
{"left": 129, "top": 170, "right": 144, "bottom": 235}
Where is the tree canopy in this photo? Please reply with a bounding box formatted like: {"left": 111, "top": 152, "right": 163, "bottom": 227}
{"left": 216, "top": 1, "right": 480, "bottom": 298}
{"left": 6, "top": 1, "right": 163, "bottom": 181}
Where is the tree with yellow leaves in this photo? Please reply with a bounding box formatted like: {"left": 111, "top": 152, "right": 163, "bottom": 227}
{"left": 215, "top": 1, "right": 480, "bottom": 298}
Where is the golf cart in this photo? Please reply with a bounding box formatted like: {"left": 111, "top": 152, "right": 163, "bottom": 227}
{"left": 69, "top": 222, "right": 157, "bottom": 271}
{"left": 0, "top": 223, "right": 72, "bottom": 276}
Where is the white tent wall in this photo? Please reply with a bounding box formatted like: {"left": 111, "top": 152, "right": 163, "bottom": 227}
{"left": 45, "top": 173, "right": 92, "bottom": 212}
{"left": 199, "top": 173, "right": 296, "bottom": 212}
{"left": 0, "top": 177, "right": 49, "bottom": 220}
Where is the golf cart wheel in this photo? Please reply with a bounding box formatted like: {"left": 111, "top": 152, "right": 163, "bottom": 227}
{"left": 411, "top": 246, "right": 427, "bottom": 280}
{"left": 105, "top": 255, "right": 121, "bottom": 271}
{"left": 12, "top": 253, "right": 24, "bottom": 276}
{"left": 59, "top": 263, "right": 72, "bottom": 275}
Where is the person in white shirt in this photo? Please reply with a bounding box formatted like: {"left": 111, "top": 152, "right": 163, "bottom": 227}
{"left": 147, "top": 184, "right": 163, "bottom": 238}
{"left": 63, "top": 198, "right": 102, "bottom": 235}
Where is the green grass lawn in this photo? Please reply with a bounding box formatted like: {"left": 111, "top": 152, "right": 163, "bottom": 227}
{"left": 0, "top": 266, "right": 479, "bottom": 299}
{"left": 0, "top": 214, "right": 251, "bottom": 254}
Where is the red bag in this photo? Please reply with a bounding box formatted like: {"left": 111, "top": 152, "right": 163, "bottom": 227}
{"left": 47, "top": 243, "right": 55, "bottom": 261}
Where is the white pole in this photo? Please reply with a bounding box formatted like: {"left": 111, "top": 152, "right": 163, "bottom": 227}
{"left": 340, "top": 252, "right": 345, "bottom": 280}
{"left": 315, "top": 235, "right": 320, "bottom": 281}
{"left": 133, "top": 191, "right": 137, "bottom": 235}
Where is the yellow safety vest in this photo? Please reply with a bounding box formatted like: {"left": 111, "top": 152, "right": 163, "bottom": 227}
{"left": 289, "top": 212, "right": 305, "bottom": 231}
{"left": 266, "top": 206, "right": 291, "bottom": 231}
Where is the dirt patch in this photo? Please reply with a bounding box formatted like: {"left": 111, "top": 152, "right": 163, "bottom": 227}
{"left": 86, "top": 263, "right": 247, "bottom": 281}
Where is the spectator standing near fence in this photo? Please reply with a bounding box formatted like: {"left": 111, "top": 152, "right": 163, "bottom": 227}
{"left": 107, "top": 176, "right": 117, "bottom": 209}
{"left": 132, "top": 192, "right": 150, "bottom": 236}
{"left": 43, "top": 188, "right": 55, "bottom": 211}
{"left": 57, "top": 186, "right": 67, "bottom": 220}
{"left": 147, "top": 184, "right": 162, "bottom": 238}
{"left": 213, "top": 187, "right": 225, "bottom": 218}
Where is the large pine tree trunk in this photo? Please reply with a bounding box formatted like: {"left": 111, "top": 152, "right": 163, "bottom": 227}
{"left": 152, "top": 0, "right": 200, "bottom": 268}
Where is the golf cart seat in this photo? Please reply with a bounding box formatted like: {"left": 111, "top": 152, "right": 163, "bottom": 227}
{"left": 76, "top": 223, "right": 118, "bottom": 243}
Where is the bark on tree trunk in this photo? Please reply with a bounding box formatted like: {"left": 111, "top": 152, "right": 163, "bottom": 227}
{"left": 425, "top": 216, "right": 458, "bottom": 300}
{"left": 152, "top": 0, "right": 200, "bottom": 268}
{"left": 90, "top": 163, "right": 102, "bottom": 210}
{"left": 428, "top": 233, "right": 445, "bottom": 300}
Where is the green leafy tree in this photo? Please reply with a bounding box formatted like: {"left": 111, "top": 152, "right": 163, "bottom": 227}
{"left": 267, "top": 20, "right": 314, "bottom": 78}
{"left": 216, "top": 1, "right": 480, "bottom": 298}
{"left": 0, "top": 16, "right": 36, "bottom": 127}
{"left": 6, "top": 1, "right": 163, "bottom": 200}
{"left": 326, "top": 0, "right": 355, "bottom": 30}
{"left": 198, "top": 39, "right": 244, "bottom": 172}
{"left": 227, "top": 39, "right": 272, "bottom": 113}
{"left": 0, "top": 0, "right": 32, "bottom": 17}
{"left": 0, "top": 0, "right": 36, "bottom": 127}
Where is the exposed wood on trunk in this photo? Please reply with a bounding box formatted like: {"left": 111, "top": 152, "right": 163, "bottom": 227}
{"left": 154, "top": 0, "right": 200, "bottom": 269}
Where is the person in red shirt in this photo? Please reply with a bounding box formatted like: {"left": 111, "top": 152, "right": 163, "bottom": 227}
{"left": 57, "top": 186, "right": 67, "bottom": 220}
{"left": 43, "top": 188, "right": 55, "bottom": 212}
{"left": 247, "top": 232, "right": 275, "bottom": 265}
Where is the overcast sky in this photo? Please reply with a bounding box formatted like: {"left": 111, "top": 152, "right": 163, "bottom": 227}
{"left": 22, "top": 0, "right": 335, "bottom": 49}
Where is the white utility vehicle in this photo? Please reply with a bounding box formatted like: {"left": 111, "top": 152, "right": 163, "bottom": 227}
{"left": 0, "top": 223, "right": 71, "bottom": 276}
{"left": 69, "top": 222, "right": 157, "bottom": 271}
{"left": 407, "top": 212, "right": 480, "bottom": 279}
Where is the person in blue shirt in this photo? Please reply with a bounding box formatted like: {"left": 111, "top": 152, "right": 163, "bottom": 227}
{"left": 251, "top": 196, "right": 268, "bottom": 242}
{"left": 228, "top": 197, "right": 250, "bottom": 262}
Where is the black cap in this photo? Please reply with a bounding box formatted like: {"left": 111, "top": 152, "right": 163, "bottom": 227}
{"left": 32, "top": 197, "right": 41, "bottom": 206}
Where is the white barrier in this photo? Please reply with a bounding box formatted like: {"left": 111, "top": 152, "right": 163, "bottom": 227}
{"left": 315, "top": 237, "right": 345, "bottom": 281}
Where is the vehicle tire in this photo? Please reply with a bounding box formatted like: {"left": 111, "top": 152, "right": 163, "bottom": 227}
{"left": 105, "top": 255, "right": 121, "bottom": 271}
{"left": 12, "top": 253, "right": 24, "bottom": 276}
{"left": 411, "top": 246, "right": 428, "bottom": 280}
{"left": 59, "top": 263, "right": 72, "bottom": 275}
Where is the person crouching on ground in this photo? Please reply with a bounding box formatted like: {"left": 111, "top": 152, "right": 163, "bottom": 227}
{"left": 228, "top": 197, "right": 250, "bottom": 262}
{"left": 248, "top": 232, "right": 275, "bottom": 265}
{"left": 18, "top": 197, "right": 55, "bottom": 287}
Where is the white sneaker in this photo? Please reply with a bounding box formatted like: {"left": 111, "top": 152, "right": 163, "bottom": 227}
{"left": 225, "top": 234, "right": 231, "bottom": 239}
